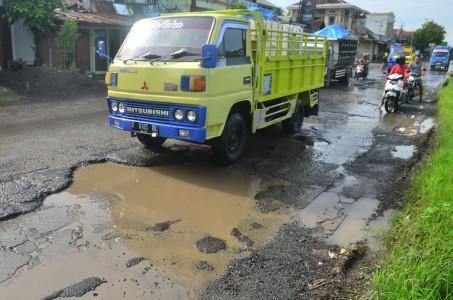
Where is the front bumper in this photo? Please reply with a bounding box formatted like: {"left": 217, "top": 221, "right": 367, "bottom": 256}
{"left": 108, "top": 115, "right": 206, "bottom": 143}
{"left": 431, "top": 62, "right": 449, "bottom": 70}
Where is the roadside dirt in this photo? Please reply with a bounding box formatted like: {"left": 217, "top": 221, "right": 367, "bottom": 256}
{"left": 0, "top": 66, "right": 105, "bottom": 103}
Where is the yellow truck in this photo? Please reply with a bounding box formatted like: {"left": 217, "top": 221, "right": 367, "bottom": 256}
{"left": 403, "top": 46, "right": 414, "bottom": 64}
{"left": 99, "top": 9, "right": 327, "bottom": 164}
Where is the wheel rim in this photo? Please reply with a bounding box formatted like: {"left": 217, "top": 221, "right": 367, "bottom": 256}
{"left": 227, "top": 126, "right": 243, "bottom": 153}
{"left": 386, "top": 99, "right": 395, "bottom": 112}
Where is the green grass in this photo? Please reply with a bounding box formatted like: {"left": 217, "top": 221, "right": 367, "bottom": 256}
{"left": 371, "top": 81, "right": 453, "bottom": 300}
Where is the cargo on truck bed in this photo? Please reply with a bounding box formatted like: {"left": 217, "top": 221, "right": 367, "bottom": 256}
{"left": 314, "top": 25, "right": 357, "bottom": 86}
{"left": 100, "top": 9, "right": 327, "bottom": 164}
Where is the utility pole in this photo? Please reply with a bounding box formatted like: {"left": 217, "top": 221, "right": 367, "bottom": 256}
{"left": 297, "top": 0, "right": 316, "bottom": 31}
{"left": 297, "top": 0, "right": 306, "bottom": 25}
{"left": 191, "top": 0, "right": 196, "bottom": 12}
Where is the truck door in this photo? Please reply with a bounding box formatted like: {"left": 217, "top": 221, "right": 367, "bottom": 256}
{"left": 209, "top": 23, "right": 253, "bottom": 107}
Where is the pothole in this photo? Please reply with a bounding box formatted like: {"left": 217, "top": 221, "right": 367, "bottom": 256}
{"left": 0, "top": 162, "right": 290, "bottom": 299}
{"left": 391, "top": 145, "right": 416, "bottom": 160}
{"left": 66, "top": 162, "right": 288, "bottom": 292}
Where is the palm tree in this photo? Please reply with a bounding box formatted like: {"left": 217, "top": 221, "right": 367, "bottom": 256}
{"left": 191, "top": 0, "right": 196, "bottom": 12}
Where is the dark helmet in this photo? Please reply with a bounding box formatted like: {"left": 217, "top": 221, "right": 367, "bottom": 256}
{"left": 397, "top": 56, "right": 406, "bottom": 65}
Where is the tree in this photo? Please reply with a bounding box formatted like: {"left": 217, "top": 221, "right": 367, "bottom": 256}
{"left": 228, "top": 2, "right": 247, "bottom": 9}
{"left": 413, "top": 21, "right": 446, "bottom": 54}
{"left": 2, "top": 0, "right": 62, "bottom": 63}
{"left": 57, "top": 21, "right": 80, "bottom": 70}
{"left": 271, "top": 7, "right": 283, "bottom": 16}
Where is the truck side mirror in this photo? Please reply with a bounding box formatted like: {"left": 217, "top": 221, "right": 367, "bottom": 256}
{"left": 201, "top": 44, "right": 217, "bottom": 68}
{"left": 97, "top": 41, "right": 107, "bottom": 60}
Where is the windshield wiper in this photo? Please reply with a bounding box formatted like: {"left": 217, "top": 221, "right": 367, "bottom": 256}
{"left": 123, "top": 50, "right": 161, "bottom": 64}
{"left": 168, "top": 48, "right": 198, "bottom": 59}
{"left": 123, "top": 48, "right": 199, "bottom": 64}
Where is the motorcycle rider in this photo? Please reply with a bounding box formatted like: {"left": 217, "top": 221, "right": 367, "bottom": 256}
{"left": 361, "top": 53, "right": 370, "bottom": 78}
{"left": 389, "top": 56, "right": 408, "bottom": 78}
{"left": 382, "top": 51, "right": 389, "bottom": 73}
{"left": 408, "top": 55, "right": 424, "bottom": 103}
{"left": 379, "top": 56, "right": 407, "bottom": 108}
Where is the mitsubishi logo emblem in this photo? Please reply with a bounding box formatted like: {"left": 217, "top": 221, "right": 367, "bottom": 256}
{"left": 141, "top": 81, "right": 149, "bottom": 90}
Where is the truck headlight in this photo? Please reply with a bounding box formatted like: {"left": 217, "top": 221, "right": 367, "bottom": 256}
{"left": 111, "top": 101, "right": 118, "bottom": 112}
{"left": 174, "top": 109, "right": 184, "bottom": 121}
{"left": 187, "top": 110, "right": 197, "bottom": 122}
{"left": 118, "top": 103, "right": 125, "bottom": 113}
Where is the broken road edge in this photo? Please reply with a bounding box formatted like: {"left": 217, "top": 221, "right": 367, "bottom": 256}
{"left": 370, "top": 75, "right": 453, "bottom": 300}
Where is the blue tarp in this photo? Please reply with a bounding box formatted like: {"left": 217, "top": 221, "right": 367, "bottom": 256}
{"left": 314, "top": 25, "right": 352, "bottom": 39}
{"left": 247, "top": 6, "right": 279, "bottom": 20}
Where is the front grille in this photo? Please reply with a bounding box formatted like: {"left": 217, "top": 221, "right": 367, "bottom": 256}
{"left": 121, "top": 100, "right": 175, "bottom": 122}
{"left": 108, "top": 98, "right": 205, "bottom": 127}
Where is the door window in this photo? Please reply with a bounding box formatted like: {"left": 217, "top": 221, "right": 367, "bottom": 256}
{"left": 218, "top": 26, "right": 249, "bottom": 65}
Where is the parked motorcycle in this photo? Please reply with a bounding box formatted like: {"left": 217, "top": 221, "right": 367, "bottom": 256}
{"left": 384, "top": 74, "right": 406, "bottom": 113}
{"left": 355, "top": 61, "right": 368, "bottom": 80}
{"left": 406, "top": 73, "right": 421, "bottom": 102}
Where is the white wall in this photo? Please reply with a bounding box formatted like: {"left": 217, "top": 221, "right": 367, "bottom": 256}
{"left": 365, "top": 14, "right": 395, "bottom": 41}
{"left": 357, "top": 40, "right": 376, "bottom": 58}
{"left": 11, "top": 19, "right": 35, "bottom": 64}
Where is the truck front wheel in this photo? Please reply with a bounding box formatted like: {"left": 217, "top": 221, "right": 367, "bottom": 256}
{"left": 283, "top": 99, "right": 304, "bottom": 134}
{"left": 212, "top": 113, "right": 247, "bottom": 165}
{"left": 137, "top": 133, "right": 166, "bottom": 149}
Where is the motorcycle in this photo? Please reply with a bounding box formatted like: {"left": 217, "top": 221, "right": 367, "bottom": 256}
{"left": 381, "top": 56, "right": 389, "bottom": 74}
{"left": 355, "top": 60, "right": 368, "bottom": 80}
{"left": 384, "top": 74, "right": 406, "bottom": 113}
{"left": 406, "top": 73, "right": 421, "bottom": 102}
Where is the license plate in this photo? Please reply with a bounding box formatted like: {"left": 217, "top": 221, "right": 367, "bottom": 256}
{"left": 133, "top": 122, "right": 158, "bottom": 134}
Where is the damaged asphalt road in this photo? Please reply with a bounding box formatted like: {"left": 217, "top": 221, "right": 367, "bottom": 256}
{"left": 0, "top": 65, "right": 445, "bottom": 299}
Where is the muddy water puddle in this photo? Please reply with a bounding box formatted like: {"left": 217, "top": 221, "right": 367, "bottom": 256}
{"left": 66, "top": 162, "right": 288, "bottom": 293}
{"left": 0, "top": 191, "right": 190, "bottom": 299}
{"left": 391, "top": 145, "right": 416, "bottom": 160}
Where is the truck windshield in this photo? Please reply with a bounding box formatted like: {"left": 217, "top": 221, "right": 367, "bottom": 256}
{"left": 391, "top": 49, "right": 403, "bottom": 56}
{"left": 433, "top": 52, "right": 449, "bottom": 58}
{"left": 116, "top": 17, "right": 214, "bottom": 60}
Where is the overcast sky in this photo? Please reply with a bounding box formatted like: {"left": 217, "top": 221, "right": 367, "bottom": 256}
{"left": 269, "top": 0, "right": 453, "bottom": 44}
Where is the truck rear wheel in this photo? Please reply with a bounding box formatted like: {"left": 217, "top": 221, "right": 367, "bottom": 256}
{"left": 340, "top": 74, "right": 350, "bottom": 86}
{"left": 212, "top": 113, "right": 247, "bottom": 165}
{"left": 137, "top": 133, "right": 166, "bottom": 149}
{"left": 283, "top": 99, "right": 304, "bottom": 134}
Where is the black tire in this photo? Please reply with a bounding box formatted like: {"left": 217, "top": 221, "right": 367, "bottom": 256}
{"left": 384, "top": 97, "right": 397, "bottom": 113}
{"left": 283, "top": 99, "right": 304, "bottom": 134}
{"left": 408, "top": 89, "right": 414, "bottom": 101}
{"left": 381, "top": 64, "right": 388, "bottom": 74}
{"left": 325, "top": 74, "right": 331, "bottom": 87}
{"left": 340, "top": 73, "right": 350, "bottom": 86}
{"left": 137, "top": 133, "right": 166, "bottom": 149}
{"left": 212, "top": 113, "right": 247, "bottom": 165}
{"left": 405, "top": 93, "right": 410, "bottom": 103}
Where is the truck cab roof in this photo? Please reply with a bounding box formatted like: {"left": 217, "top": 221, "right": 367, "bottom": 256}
{"left": 159, "top": 11, "right": 250, "bottom": 24}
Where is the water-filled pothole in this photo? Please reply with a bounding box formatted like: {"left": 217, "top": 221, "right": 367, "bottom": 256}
{"left": 67, "top": 162, "right": 288, "bottom": 290}
{"left": 391, "top": 145, "right": 416, "bottom": 160}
